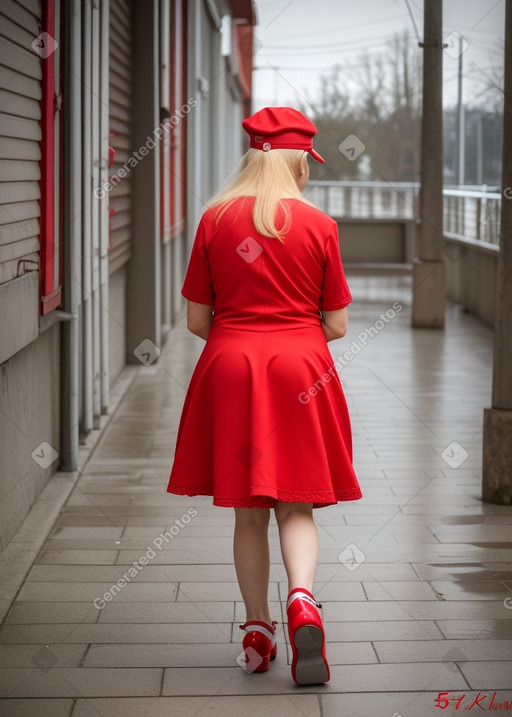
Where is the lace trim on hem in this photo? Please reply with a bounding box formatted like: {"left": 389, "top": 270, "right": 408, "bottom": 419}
{"left": 167, "top": 483, "right": 362, "bottom": 507}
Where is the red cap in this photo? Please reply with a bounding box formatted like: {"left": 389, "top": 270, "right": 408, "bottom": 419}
{"left": 242, "top": 106, "right": 326, "bottom": 163}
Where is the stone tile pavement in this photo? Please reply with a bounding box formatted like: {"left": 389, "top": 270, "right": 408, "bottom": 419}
{"left": 0, "top": 274, "right": 511, "bottom": 716}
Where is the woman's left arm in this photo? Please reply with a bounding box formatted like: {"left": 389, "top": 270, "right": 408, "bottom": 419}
{"left": 187, "top": 301, "right": 214, "bottom": 340}
{"left": 321, "top": 307, "right": 348, "bottom": 342}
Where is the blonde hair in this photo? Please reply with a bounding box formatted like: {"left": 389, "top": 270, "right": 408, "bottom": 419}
{"left": 206, "top": 148, "right": 311, "bottom": 242}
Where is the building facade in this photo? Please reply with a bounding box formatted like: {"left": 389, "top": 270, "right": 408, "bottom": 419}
{"left": 0, "top": 0, "right": 256, "bottom": 552}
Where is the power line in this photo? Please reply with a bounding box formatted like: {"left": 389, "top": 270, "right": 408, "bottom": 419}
{"left": 254, "top": 65, "right": 345, "bottom": 71}
{"left": 262, "top": 31, "right": 413, "bottom": 52}
{"left": 260, "top": 42, "right": 415, "bottom": 59}
{"left": 403, "top": 0, "right": 421, "bottom": 41}
{"left": 469, "top": 39, "right": 504, "bottom": 54}
{"left": 262, "top": 13, "right": 407, "bottom": 40}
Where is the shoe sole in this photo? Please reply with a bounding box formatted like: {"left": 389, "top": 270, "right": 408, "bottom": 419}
{"left": 293, "top": 624, "right": 329, "bottom": 685}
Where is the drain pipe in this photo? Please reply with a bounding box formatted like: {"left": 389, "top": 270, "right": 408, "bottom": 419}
{"left": 99, "top": 0, "right": 110, "bottom": 413}
{"left": 60, "top": 0, "right": 82, "bottom": 471}
{"left": 81, "top": 0, "right": 94, "bottom": 434}
{"left": 91, "top": 1, "right": 101, "bottom": 428}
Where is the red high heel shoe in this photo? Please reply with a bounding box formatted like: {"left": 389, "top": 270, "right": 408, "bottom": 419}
{"left": 286, "top": 588, "right": 330, "bottom": 685}
{"left": 239, "top": 620, "right": 278, "bottom": 672}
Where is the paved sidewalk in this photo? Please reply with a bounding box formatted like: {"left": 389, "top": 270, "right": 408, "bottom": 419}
{"left": 1, "top": 274, "right": 511, "bottom": 717}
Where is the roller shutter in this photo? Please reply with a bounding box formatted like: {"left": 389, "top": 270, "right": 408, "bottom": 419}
{"left": 108, "top": 0, "right": 133, "bottom": 273}
{"left": 0, "top": 0, "right": 42, "bottom": 287}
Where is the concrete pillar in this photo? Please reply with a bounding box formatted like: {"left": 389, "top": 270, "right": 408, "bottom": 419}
{"left": 412, "top": 0, "right": 445, "bottom": 328}
{"left": 482, "top": 0, "right": 512, "bottom": 505}
{"left": 126, "top": 0, "right": 161, "bottom": 362}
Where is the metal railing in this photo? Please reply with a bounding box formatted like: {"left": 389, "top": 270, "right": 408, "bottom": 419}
{"left": 443, "top": 188, "right": 501, "bottom": 246}
{"left": 306, "top": 181, "right": 501, "bottom": 246}
{"left": 306, "top": 181, "right": 417, "bottom": 220}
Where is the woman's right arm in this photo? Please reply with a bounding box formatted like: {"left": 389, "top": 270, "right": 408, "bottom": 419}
{"left": 321, "top": 308, "right": 348, "bottom": 342}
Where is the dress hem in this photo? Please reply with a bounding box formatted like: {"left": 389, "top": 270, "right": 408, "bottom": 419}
{"left": 166, "top": 483, "right": 362, "bottom": 509}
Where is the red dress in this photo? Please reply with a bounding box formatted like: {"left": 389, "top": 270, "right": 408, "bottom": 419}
{"left": 167, "top": 197, "right": 362, "bottom": 508}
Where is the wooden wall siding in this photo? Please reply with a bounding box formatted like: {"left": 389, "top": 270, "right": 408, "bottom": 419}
{"left": 0, "top": 0, "right": 42, "bottom": 286}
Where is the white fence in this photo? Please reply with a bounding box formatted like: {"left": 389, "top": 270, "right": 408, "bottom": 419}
{"left": 307, "top": 181, "right": 502, "bottom": 246}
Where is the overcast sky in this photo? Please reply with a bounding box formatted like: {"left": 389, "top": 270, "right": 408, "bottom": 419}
{"left": 251, "top": 0, "right": 505, "bottom": 111}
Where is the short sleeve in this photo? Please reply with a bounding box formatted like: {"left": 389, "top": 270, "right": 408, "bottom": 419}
{"left": 319, "top": 223, "right": 352, "bottom": 311}
{"left": 181, "top": 214, "right": 215, "bottom": 306}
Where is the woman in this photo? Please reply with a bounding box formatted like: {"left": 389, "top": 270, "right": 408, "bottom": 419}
{"left": 167, "top": 106, "right": 362, "bottom": 686}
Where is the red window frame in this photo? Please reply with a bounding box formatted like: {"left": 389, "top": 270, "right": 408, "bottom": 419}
{"left": 39, "top": 0, "right": 64, "bottom": 315}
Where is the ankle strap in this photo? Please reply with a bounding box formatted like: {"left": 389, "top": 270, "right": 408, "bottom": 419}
{"left": 239, "top": 620, "right": 277, "bottom": 641}
{"left": 287, "top": 590, "right": 322, "bottom": 610}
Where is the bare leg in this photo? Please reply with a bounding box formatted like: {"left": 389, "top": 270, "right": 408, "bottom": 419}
{"left": 274, "top": 502, "right": 318, "bottom": 593}
{"left": 233, "top": 507, "right": 272, "bottom": 623}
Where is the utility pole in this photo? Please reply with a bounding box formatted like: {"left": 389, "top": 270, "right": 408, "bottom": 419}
{"left": 457, "top": 35, "right": 465, "bottom": 185}
{"left": 412, "top": 0, "right": 445, "bottom": 328}
{"left": 476, "top": 113, "right": 483, "bottom": 186}
{"left": 482, "top": 0, "right": 512, "bottom": 505}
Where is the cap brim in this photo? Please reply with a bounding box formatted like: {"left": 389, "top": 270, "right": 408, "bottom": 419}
{"left": 308, "top": 147, "right": 325, "bottom": 164}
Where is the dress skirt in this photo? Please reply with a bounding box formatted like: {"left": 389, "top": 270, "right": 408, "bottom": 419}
{"left": 167, "top": 324, "right": 362, "bottom": 508}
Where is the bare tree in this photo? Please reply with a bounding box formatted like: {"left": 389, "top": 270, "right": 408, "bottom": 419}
{"left": 305, "top": 32, "right": 422, "bottom": 182}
